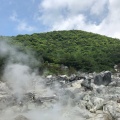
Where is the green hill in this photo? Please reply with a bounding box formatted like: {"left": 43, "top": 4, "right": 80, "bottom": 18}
{"left": 1, "top": 30, "right": 120, "bottom": 74}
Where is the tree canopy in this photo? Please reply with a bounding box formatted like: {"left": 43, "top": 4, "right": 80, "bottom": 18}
{"left": 0, "top": 30, "right": 120, "bottom": 74}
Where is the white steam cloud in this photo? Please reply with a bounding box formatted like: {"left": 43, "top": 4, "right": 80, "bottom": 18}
{"left": 0, "top": 40, "right": 38, "bottom": 100}
{"left": 0, "top": 39, "right": 90, "bottom": 120}
{"left": 3, "top": 64, "right": 32, "bottom": 98}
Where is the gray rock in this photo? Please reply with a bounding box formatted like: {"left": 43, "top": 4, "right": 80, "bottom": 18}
{"left": 103, "top": 101, "right": 120, "bottom": 119}
{"left": 14, "top": 115, "right": 29, "bottom": 120}
{"left": 114, "top": 63, "right": 120, "bottom": 72}
{"left": 89, "top": 112, "right": 112, "bottom": 120}
{"left": 108, "top": 81, "right": 117, "bottom": 87}
{"left": 82, "top": 94, "right": 93, "bottom": 110}
{"left": 94, "top": 71, "right": 111, "bottom": 86}
{"left": 68, "top": 74, "right": 85, "bottom": 82}
{"left": 81, "top": 79, "right": 93, "bottom": 90}
{"left": 33, "top": 95, "right": 58, "bottom": 105}
{"left": 90, "top": 97, "right": 105, "bottom": 113}
{"left": 0, "top": 93, "right": 17, "bottom": 109}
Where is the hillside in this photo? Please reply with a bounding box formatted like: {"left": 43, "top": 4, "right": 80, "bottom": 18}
{"left": 1, "top": 30, "right": 120, "bottom": 74}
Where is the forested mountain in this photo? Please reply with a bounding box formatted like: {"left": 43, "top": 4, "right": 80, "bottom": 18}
{"left": 0, "top": 30, "right": 120, "bottom": 74}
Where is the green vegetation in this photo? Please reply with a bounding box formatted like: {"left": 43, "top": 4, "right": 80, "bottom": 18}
{"left": 1, "top": 30, "right": 120, "bottom": 74}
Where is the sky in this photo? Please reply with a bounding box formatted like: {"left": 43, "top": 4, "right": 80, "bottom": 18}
{"left": 0, "top": 0, "right": 120, "bottom": 38}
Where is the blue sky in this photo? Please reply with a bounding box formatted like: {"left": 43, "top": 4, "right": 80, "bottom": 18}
{"left": 0, "top": 0, "right": 120, "bottom": 38}
{"left": 0, "top": 0, "right": 45, "bottom": 36}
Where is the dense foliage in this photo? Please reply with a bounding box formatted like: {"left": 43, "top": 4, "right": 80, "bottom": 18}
{"left": 1, "top": 30, "right": 120, "bottom": 74}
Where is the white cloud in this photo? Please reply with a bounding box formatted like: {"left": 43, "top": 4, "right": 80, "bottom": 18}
{"left": 51, "top": 14, "right": 100, "bottom": 36}
{"left": 10, "top": 12, "right": 36, "bottom": 32}
{"left": 17, "top": 22, "right": 36, "bottom": 32}
{"left": 96, "top": 0, "right": 120, "bottom": 38}
{"left": 52, "top": 14, "right": 86, "bottom": 30}
{"left": 90, "top": 0, "right": 108, "bottom": 16}
{"left": 37, "top": 0, "right": 120, "bottom": 38}
{"left": 38, "top": 0, "right": 97, "bottom": 24}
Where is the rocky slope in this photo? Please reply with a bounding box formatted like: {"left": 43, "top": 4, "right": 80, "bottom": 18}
{"left": 0, "top": 70, "right": 120, "bottom": 120}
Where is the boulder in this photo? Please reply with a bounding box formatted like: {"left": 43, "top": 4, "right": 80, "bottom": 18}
{"left": 90, "top": 97, "right": 105, "bottom": 113}
{"left": 71, "top": 80, "right": 83, "bottom": 89}
{"left": 81, "top": 79, "right": 93, "bottom": 90}
{"left": 68, "top": 74, "right": 85, "bottom": 82}
{"left": 57, "top": 75, "right": 69, "bottom": 81}
{"left": 108, "top": 81, "right": 117, "bottom": 87}
{"left": 94, "top": 71, "right": 111, "bottom": 86}
{"left": 103, "top": 101, "right": 120, "bottom": 119}
{"left": 46, "top": 75, "right": 53, "bottom": 79}
{"left": 69, "top": 74, "right": 77, "bottom": 82}
{"left": 114, "top": 63, "right": 120, "bottom": 72}
{"left": 33, "top": 95, "right": 58, "bottom": 105}
{"left": 82, "top": 94, "right": 93, "bottom": 110}
{"left": 0, "top": 93, "right": 16, "bottom": 109}
{"left": 14, "top": 115, "right": 29, "bottom": 120}
{"left": 89, "top": 112, "right": 112, "bottom": 120}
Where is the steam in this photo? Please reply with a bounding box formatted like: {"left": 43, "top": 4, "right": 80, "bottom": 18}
{"left": 3, "top": 64, "right": 32, "bottom": 98}
{"left": 0, "top": 40, "right": 39, "bottom": 68}
{"left": 0, "top": 39, "right": 88, "bottom": 120}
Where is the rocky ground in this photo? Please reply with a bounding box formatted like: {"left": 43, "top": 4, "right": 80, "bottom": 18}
{"left": 0, "top": 71, "right": 120, "bottom": 120}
